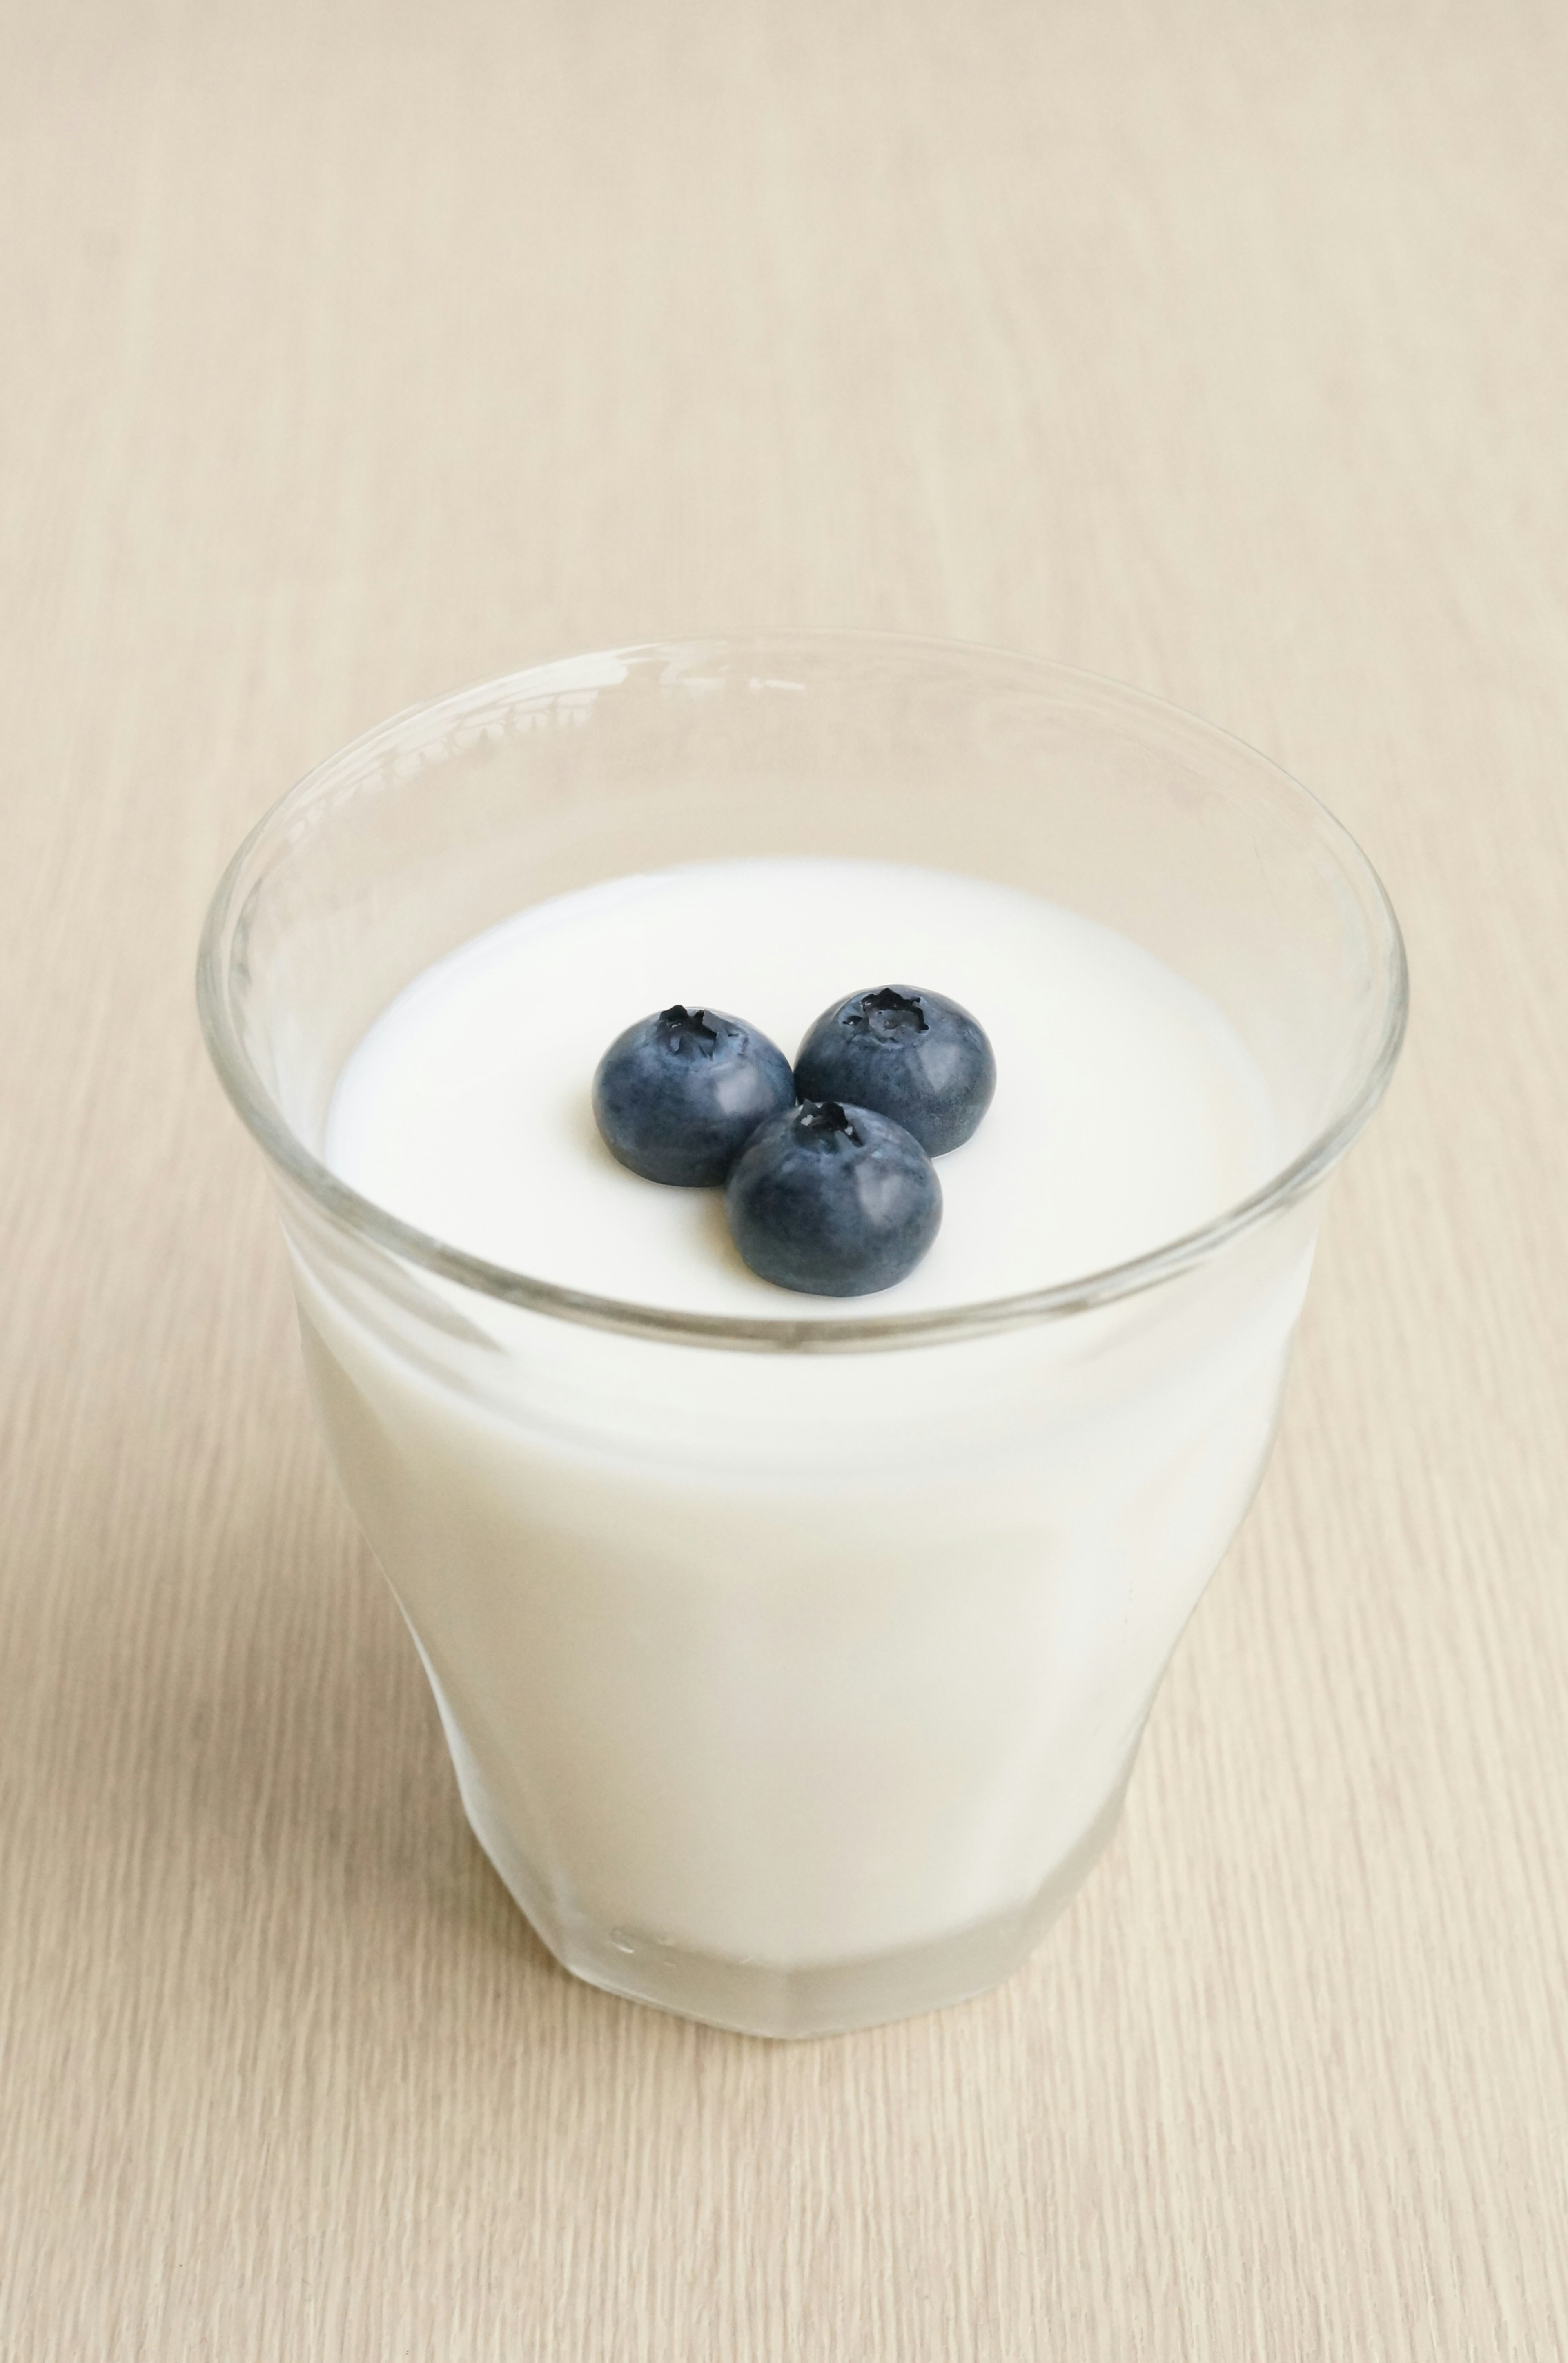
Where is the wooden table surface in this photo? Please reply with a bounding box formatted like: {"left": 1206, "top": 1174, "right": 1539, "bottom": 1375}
{"left": 4, "top": 4, "right": 1566, "bottom": 2354}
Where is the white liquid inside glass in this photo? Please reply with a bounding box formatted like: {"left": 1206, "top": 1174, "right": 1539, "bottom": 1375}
{"left": 327, "top": 858, "right": 1276, "bottom": 1309}
{"left": 306, "top": 860, "right": 1301, "bottom": 1975}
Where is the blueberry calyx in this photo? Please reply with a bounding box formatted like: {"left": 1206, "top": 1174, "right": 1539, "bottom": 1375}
{"left": 846, "top": 987, "right": 927, "bottom": 1040}
{"left": 593, "top": 1005, "right": 796, "bottom": 1187}
{"left": 794, "top": 984, "right": 996, "bottom": 1157}
{"left": 725, "top": 1098, "right": 942, "bottom": 1297}
{"left": 795, "top": 1098, "right": 857, "bottom": 1139}
{"left": 657, "top": 1003, "right": 720, "bottom": 1049}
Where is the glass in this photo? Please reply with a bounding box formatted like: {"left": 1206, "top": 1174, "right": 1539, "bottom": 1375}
{"left": 198, "top": 636, "right": 1407, "bottom": 2036}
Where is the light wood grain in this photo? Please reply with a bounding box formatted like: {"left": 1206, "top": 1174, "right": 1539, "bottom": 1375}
{"left": 3, "top": 2, "right": 1566, "bottom": 2354}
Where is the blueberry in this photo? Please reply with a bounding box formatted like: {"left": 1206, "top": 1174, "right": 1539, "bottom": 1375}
{"left": 726, "top": 1100, "right": 942, "bottom": 1296}
{"left": 593, "top": 1005, "right": 795, "bottom": 1186}
{"left": 793, "top": 985, "right": 996, "bottom": 1156}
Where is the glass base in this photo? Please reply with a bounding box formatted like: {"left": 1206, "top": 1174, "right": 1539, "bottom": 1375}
{"left": 453, "top": 1753, "right": 1133, "bottom": 2038}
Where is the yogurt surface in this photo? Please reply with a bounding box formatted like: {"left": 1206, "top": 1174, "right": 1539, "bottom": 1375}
{"left": 325, "top": 857, "right": 1277, "bottom": 1311}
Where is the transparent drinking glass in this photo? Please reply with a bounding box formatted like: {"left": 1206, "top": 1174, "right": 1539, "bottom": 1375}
{"left": 197, "top": 636, "right": 1406, "bottom": 2037}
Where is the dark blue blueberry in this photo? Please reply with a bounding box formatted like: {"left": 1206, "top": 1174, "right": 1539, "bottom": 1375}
{"left": 593, "top": 1005, "right": 795, "bottom": 1186}
{"left": 793, "top": 985, "right": 996, "bottom": 1156}
{"left": 725, "top": 1099, "right": 942, "bottom": 1296}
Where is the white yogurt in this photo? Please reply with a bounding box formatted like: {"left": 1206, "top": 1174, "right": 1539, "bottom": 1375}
{"left": 325, "top": 858, "right": 1276, "bottom": 1313}
{"left": 295, "top": 859, "right": 1313, "bottom": 1993}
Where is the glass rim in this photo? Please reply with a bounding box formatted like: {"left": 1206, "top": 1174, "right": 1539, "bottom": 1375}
{"left": 196, "top": 633, "right": 1409, "bottom": 1354}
